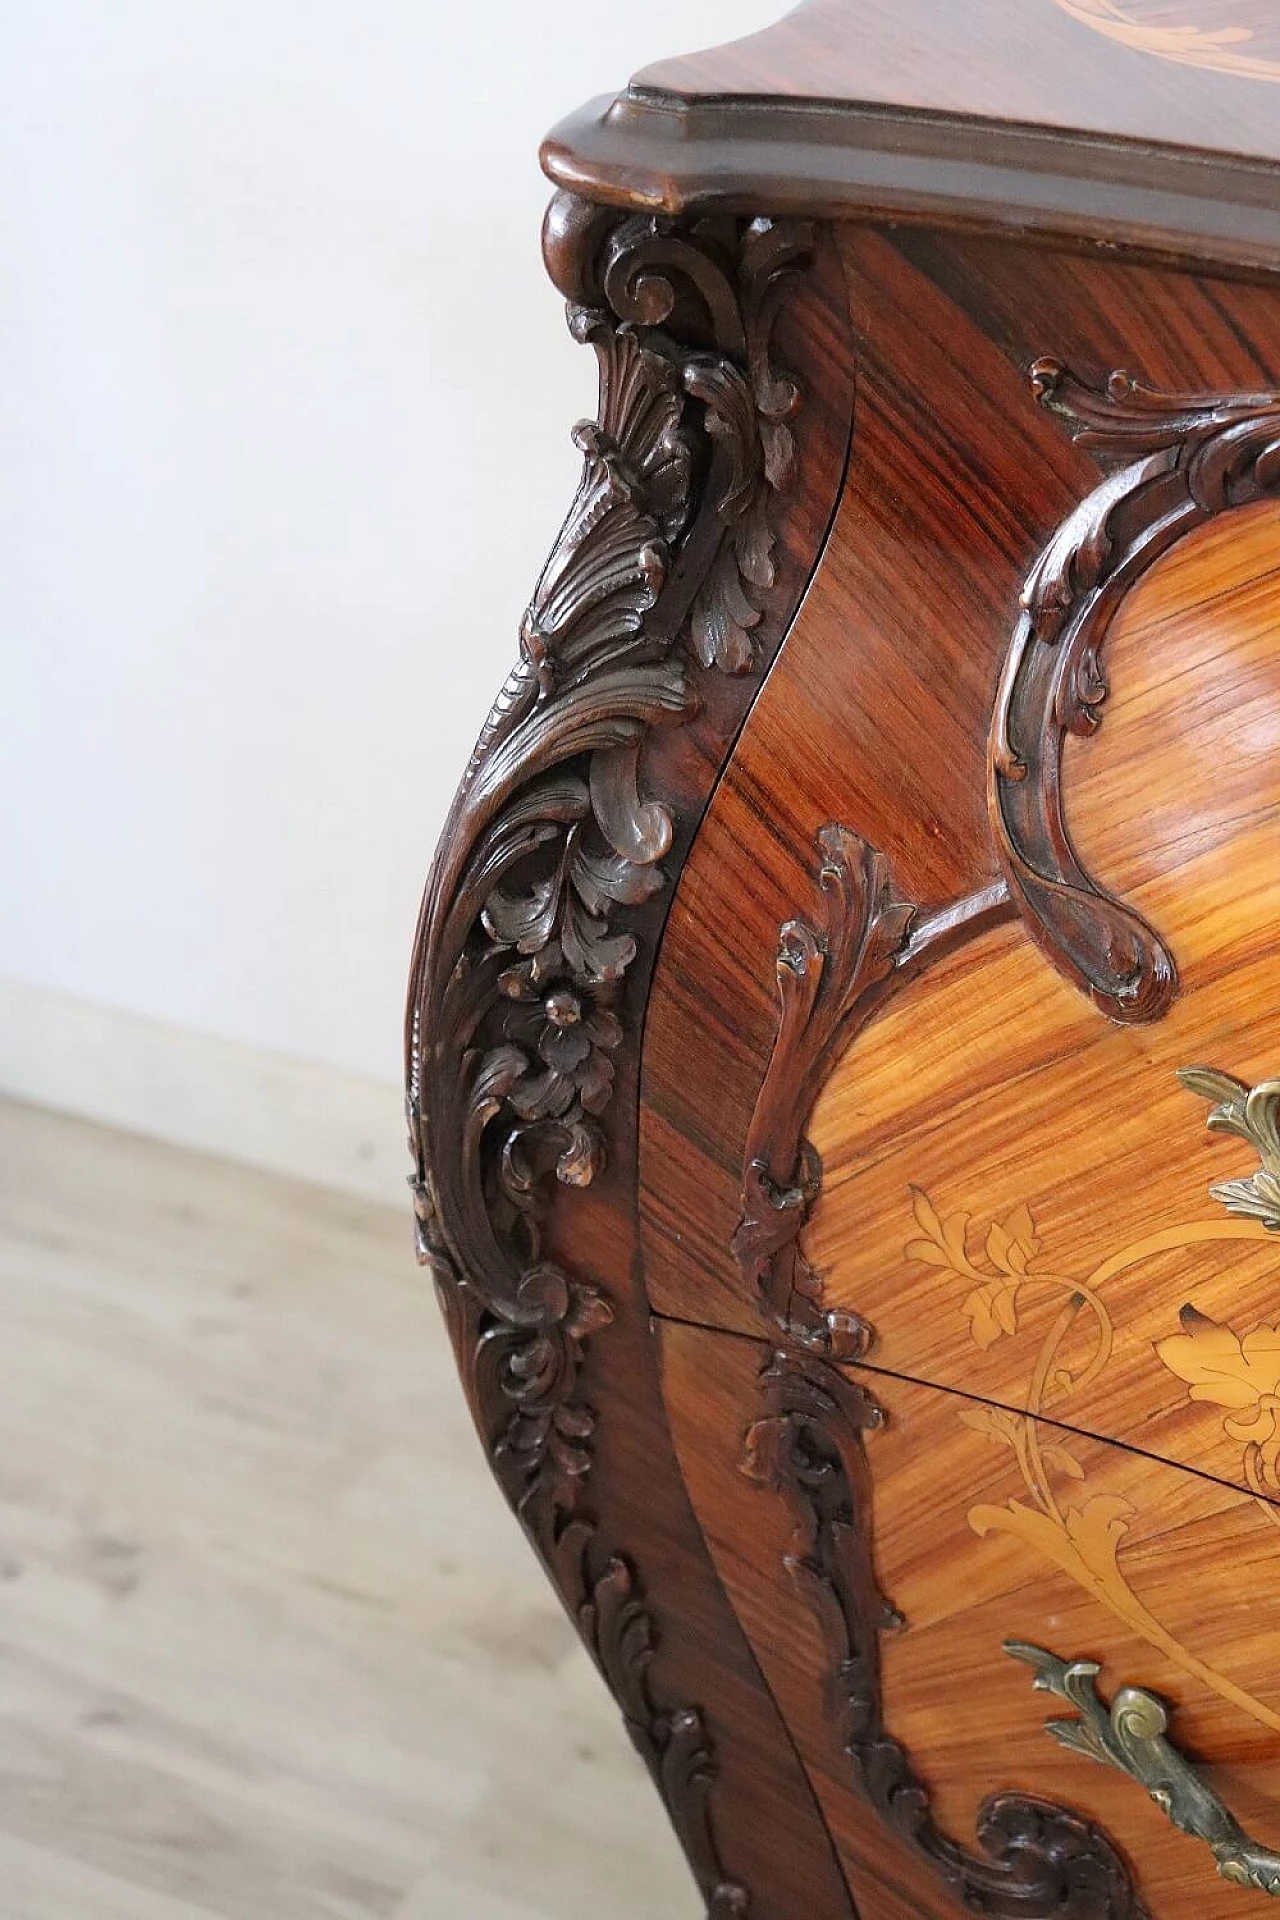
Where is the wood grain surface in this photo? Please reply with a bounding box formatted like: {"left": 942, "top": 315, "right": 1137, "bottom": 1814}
{"left": 658, "top": 1318, "right": 1280, "bottom": 1920}
{"left": 543, "top": 1, "right": 1280, "bottom": 274}
{"left": 636, "top": 0, "right": 1280, "bottom": 135}
{"left": 640, "top": 225, "right": 1089, "bottom": 1340}
{"left": 806, "top": 497, "right": 1280, "bottom": 1495}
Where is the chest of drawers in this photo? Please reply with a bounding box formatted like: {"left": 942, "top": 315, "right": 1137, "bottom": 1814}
{"left": 407, "top": 5, "right": 1280, "bottom": 1913}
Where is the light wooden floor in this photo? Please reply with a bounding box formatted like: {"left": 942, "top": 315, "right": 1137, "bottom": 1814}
{"left": 0, "top": 1099, "right": 698, "bottom": 1919}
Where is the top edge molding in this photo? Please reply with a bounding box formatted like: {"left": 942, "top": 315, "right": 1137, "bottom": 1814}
{"left": 540, "top": 89, "right": 1280, "bottom": 277}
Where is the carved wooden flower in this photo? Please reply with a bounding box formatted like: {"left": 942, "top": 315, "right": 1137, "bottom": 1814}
{"left": 499, "top": 963, "right": 622, "bottom": 1124}
{"left": 1155, "top": 1305, "right": 1280, "bottom": 1446}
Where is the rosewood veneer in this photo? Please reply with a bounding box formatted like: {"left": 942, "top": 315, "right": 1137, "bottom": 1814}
{"left": 408, "top": 5, "right": 1280, "bottom": 1912}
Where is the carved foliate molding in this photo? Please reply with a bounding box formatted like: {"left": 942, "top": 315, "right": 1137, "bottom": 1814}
{"left": 734, "top": 825, "right": 1009, "bottom": 1359}
{"left": 407, "top": 190, "right": 816, "bottom": 1916}
{"left": 549, "top": 1517, "right": 749, "bottom": 1918}
{"left": 743, "top": 1350, "right": 1148, "bottom": 1920}
{"left": 407, "top": 196, "right": 812, "bottom": 1521}
{"left": 990, "top": 359, "right": 1280, "bottom": 1025}
{"left": 733, "top": 826, "right": 917, "bottom": 1360}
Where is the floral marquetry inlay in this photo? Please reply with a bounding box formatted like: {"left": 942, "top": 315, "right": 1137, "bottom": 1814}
{"left": 1052, "top": 0, "right": 1280, "bottom": 79}
{"left": 906, "top": 1187, "right": 1042, "bottom": 1351}
{"left": 903, "top": 1067, "right": 1280, "bottom": 1738}
{"left": 1157, "top": 1307, "right": 1280, "bottom": 1509}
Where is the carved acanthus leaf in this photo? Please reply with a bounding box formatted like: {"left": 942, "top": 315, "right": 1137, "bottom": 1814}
{"left": 733, "top": 826, "right": 917, "bottom": 1359}
{"left": 406, "top": 206, "right": 812, "bottom": 1530}
{"left": 403, "top": 203, "right": 818, "bottom": 1920}
{"left": 548, "top": 1518, "right": 749, "bottom": 1917}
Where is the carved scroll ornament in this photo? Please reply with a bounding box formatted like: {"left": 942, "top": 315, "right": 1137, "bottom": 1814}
{"left": 408, "top": 200, "right": 812, "bottom": 1524}
{"left": 733, "top": 826, "right": 918, "bottom": 1360}
{"left": 743, "top": 1351, "right": 1147, "bottom": 1918}
{"left": 990, "top": 361, "right": 1280, "bottom": 1024}
{"left": 407, "top": 190, "right": 817, "bottom": 1915}
{"left": 551, "top": 1517, "right": 749, "bottom": 1918}
{"left": 733, "top": 824, "right": 1009, "bottom": 1358}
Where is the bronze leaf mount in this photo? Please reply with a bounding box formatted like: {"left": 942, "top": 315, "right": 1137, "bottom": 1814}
{"left": 744, "top": 1350, "right": 1149, "bottom": 1920}
{"left": 406, "top": 189, "right": 820, "bottom": 1916}
{"left": 1179, "top": 1064, "right": 1280, "bottom": 1229}
{"left": 990, "top": 358, "right": 1280, "bottom": 1026}
{"left": 1009, "top": 1642, "right": 1280, "bottom": 1898}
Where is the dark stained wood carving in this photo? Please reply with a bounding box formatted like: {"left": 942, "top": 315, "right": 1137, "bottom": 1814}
{"left": 742, "top": 1349, "right": 1148, "bottom": 1919}
{"left": 406, "top": 188, "right": 819, "bottom": 1915}
{"left": 990, "top": 360, "right": 1280, "bottom": 1024}
{"left": 407, "top": 192, "right": 813, "bottom": 1521}
{"left": 733, "top": 825, "right": 1008, "bottom": 1360}
{"left": 551, "top": 1516, "right": 749, "bottom": 1917}
{"left": 732, "top": 826, "right": 916, "bottom": 1361}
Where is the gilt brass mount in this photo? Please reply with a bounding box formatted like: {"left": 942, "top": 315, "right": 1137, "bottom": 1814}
{"left": 1179, "top": 1067, "right": 1280, "bottom": 1230}
{"left": 1007, "top": 1642, "right": 1280, "bottom": 1896}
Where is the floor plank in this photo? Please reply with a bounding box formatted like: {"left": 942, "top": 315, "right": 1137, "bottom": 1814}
{"left": 0, "top": 1100, "right": 697, "bottom": 1917}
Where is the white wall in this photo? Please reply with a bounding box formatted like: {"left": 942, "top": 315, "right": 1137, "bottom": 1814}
{"left": 0, "top": 0, "right": 779, "bottom": 1145}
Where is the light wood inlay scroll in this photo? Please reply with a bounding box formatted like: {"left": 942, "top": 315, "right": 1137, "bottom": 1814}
{"left": 1052, "top": 0, "right": 1280, "bottom": 82}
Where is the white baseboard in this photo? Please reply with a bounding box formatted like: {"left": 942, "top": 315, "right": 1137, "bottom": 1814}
{"left": 0, "top": 975, "right": 407, "bottom": 1208}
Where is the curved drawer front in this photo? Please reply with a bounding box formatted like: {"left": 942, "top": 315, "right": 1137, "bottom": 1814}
{"left": 415, "top": 14, "right": 1280, "bottom": 1917}
{"left": 636, "top": 221, "right": 1280, "bottom": 1918}
{"left": 640, "top": 227, "right": 1280, "bottom": 1491}
{"left": 803, "top": 494, "right": 1280, "bottom": 1494}
{"left": 659, "top": 1318, "right": 1280, "bottom": 1919}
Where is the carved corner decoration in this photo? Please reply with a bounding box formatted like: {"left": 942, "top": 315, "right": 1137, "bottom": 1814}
{"left": 744, "top": 1351, "right": 1148, "bottom": 1920}
{"left": 406, "top": 188, "right": 816, "bottom": 1915}
{"left": 1007, "top": 1642, "right": 1280, "bottom": 1897}
{"left": 733, "top": 826, "right": 917, "bottom": 1360}
{"left": 407, "top": 194, "right": 812, "bottom": 1522}
{"left": 1179, "top": 1064, "right": 1280, "bottom": 1229}
{"left": 989, "top": 360, "right": 1280, "bottom": 1025}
